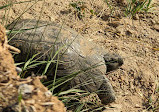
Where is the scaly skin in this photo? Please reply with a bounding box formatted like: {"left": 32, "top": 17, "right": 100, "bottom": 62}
{"left": 8, "top": 19, "right": 123, "bottom": 104}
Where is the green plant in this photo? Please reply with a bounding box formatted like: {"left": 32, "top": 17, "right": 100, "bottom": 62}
{"left": 125, "top": 0, "right": 154, "bottom": 17}
{"left": 18, "top": 91, "right": 23, "bottom": 103}
{"left": 70, "top": 1, "right": 87, "bottom": 19}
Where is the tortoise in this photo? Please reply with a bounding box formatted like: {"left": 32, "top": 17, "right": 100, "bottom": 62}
{"left": 8, "top": 19, "right": 123, "bottom": 104}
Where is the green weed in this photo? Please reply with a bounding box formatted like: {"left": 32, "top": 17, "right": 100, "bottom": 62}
{"left": 70, "top": 1, "right": 87, "bottom": 19}
{"left": 69, "top": 1, "right": 97, "bottom": 19}
{"left": 125, "top": 0, "right": 154, "bottom": 17}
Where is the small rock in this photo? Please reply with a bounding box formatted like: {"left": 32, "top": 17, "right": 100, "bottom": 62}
{"left": 44, "top": 91, "right": 52, "bottom": 97}
{"left": 40, "top": 102, "right": 55, "bottom": 106}
{"left": 18, "top": 84, "right": 34, "bottom": 95}
{"left": 25, "top": 99, "right": 35, "bottom": 104}
{"left": 103, "top": 104, "right": 122, "bottom": 112}
{"left": 16, "top": 67, "right": 22, "bottom": 73}
{"left": 135, "top": 104, "right": 141, "bottom": 108}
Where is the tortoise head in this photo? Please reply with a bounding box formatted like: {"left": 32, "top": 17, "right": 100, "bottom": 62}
{"left": 103, "top": 53, "right": 123, "bottom": 72}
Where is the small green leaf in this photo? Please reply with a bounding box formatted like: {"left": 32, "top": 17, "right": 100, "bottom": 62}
{"left": 90, "top": 9, "right": 94, "bottom": 14}
{"left": 70, "top": 3, "right": 77, "bottom": 8}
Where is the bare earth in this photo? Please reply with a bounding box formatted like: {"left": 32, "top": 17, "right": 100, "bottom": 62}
{"left": 0, "top": 0, "right": 159, "bottom": 112}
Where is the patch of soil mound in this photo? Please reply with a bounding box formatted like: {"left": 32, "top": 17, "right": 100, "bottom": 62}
{"left": 0, "top": 24, "right": 66, "bottom": 112}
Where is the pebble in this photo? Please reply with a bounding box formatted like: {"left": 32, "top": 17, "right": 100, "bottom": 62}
{"left": 103, "top": 104, "right": 122, "bottom": 112}
{"left": 18, "top": 84, "right": 34, "bottom": 95}
{"left": 44, "top": 91, "right": 52, "bottom": 97}
{"left": 40, "top": 102, "right": 55, "bottom": 106}
{"left": 16, "top": 67, "right": 22, "bottom": 73}
{"left": 135, "top": 104, "right": 141, "bottom": 108}
{"left": 25, "top": 99, "right": 35, "bottom": 104}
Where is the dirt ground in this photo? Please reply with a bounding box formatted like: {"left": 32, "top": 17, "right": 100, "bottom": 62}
{"left": 0, "top": 0, "right": 159, "bottom": 112}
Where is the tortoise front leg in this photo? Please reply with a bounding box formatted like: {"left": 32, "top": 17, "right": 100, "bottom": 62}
{"left": 97, "top": 76, "right": 116, "bottom": 104}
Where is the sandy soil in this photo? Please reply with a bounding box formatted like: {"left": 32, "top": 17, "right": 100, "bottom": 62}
{"left": 0, "top": 0, "right": 159, "bottom": 112}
